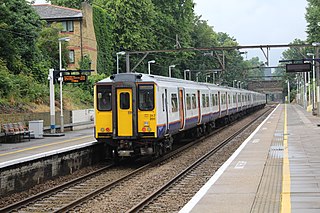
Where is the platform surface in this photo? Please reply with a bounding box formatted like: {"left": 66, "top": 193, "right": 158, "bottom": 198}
{"left": 180, "top": 104, "right": 320, "bottom": 213}
{"left": 0, "top": 128, "right": 96, "bottom": 168}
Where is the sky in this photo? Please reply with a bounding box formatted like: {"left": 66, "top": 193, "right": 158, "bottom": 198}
{"left": 31, "top": 0, "right": 308, "bottom": 66}
{"left": 193, "top": 0, "right": 308, "bottom": 66}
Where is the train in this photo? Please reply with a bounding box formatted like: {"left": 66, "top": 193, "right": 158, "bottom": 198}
{"left": 94, "top": 73, "right": 266, "bottom": 159}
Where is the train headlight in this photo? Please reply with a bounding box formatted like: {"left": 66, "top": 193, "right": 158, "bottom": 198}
{"left": 147, "top": 127, "right": 151, "bottom": 132}
{"left": 144, "top": 121, "right": 149, "bottom": 126}
{"left": 100, "top": 127, "right": 105, "bottom": 132}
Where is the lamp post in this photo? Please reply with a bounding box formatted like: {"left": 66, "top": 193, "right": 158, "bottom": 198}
{"left": 286, "top": 80, "right": 290, "bottom": 103}
{"left": 184, "top": 69, "right": 190, "bottom": 80}
{"left": 237, "top": 81, "right": 241, "bottom": 88}
{"left": 307, "top": 53, "right": 316, "bottom": 113}
{"left": 169, "top": 65, "right": 176, "bottom": 78}
{"left": 233, "top": 80, "right": 237, "bottom": 87}
{"left": 148, "top": 60, "right": 155, "bottom": 75}
{"left": 116, "top": 51, "right": 126, "bottom": 74}
{"left": 312, "top": 42, "right": 320, "bottom": 115}
{"left": 196, "top": 72, "right": 201, "bottom": 82}
{"left": 58, "top": 37, "right": 70, "bottom": 133}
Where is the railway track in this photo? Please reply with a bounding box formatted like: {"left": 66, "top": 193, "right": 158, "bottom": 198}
{"left": 0, "top": 106, "right": 272, "bottom": 213}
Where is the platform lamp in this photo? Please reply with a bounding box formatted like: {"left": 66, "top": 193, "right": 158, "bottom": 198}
{"left": 233, "top": 80, "right": 237, "bottom": 88}
{"left": 116, "top": 51, "right": 126, "bottom": 74}
{"left": 169, "top": 65, "right": 176, "bottom": 78}
{"left": 307, "top": 53, "right": 316, "bottom": 113}
{"left": 312, "top": 42, "right": 320, "bottom": 115}
{"left": 58, "top": 37, "right": 70, "bottom": 133}
{"left": 237, "top": 81, "right": 241, "bottom": 88}
{"left": 148, "top": 60, "right": 155, "bottom": 75}
{"left": 184, "top": 69, "right": 190, "bottom": 80}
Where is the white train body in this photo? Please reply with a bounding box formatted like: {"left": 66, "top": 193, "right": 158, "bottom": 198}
{"left": 94, "top": 73, "right": 266, "bottom": 157}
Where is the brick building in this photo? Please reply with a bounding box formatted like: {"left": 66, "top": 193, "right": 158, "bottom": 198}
{"left": 32, "top": 3, "right": 97, "bottom": 72}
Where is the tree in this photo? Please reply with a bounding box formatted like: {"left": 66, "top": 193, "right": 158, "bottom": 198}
{"left": 50, "top": 0, "right": 93, "bottom": 9}
{"left": 0, "top": 0, "right": 42, "bottom": 74}
{"left": 306, "top": 0, "right": 320, "bottom": 43}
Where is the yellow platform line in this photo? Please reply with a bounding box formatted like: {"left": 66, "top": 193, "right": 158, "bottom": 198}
{"left": 0, "top": 135, "right": 92, "bottom": 157}
{"left": 281, "top": 104, "right": 291, "bottom": 213}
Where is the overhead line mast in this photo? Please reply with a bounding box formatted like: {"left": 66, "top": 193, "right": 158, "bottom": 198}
{"left": 125, "top": 44, "right": 313, "bottom": 73}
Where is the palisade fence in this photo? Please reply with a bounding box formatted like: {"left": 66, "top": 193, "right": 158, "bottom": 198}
{"left": 0, "top": 111, "right": 71, "bottom": 127}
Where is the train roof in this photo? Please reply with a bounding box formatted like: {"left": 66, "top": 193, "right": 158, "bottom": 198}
{"left": 96, "top": 73, "right": 264, "bottom": 95}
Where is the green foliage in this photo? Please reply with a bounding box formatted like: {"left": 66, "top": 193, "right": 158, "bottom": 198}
{"left": 0, "top": 0, "right": 42, "bottom": 74}
{"left": 306, "top": 0, "right": 320, "bottom": 43}
{"left": 93, "top": 4, "right": 114, "bottom": 74}
{"left": 79, "top": 55, "right": 92, "bottom": 70}
{"left": 50, "top": 0, "right": 93, "bottom": 9}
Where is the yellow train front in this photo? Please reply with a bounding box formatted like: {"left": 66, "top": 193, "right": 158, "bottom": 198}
{"left": 94, "top": 73, "right": 159, "bottom": 158}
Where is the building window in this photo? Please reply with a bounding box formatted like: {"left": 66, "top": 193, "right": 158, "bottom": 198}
{"left": 69, "top": 50, "right": 75, "bottom": 64}
{"left": 61, "top": 21, "right": 74, "bottom": 32}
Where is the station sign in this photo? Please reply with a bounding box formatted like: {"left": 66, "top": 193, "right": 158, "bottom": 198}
{"left": 286, "top": 63, "right": 311, "bottom": 73}
{"left": 63, "top": 74, "right": 87, "bottom": 83}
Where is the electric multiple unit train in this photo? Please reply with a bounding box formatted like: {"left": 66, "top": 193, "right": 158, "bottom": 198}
{"left": 94, "top": 73, "right": 266, "bottom": 158}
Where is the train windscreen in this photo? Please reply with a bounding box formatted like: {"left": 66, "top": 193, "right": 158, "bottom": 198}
{"left": 97, "top": 85, "right": 112, "bottom": 111}
{"left": 138, "top": 84, "right": 154, "bottom": 110}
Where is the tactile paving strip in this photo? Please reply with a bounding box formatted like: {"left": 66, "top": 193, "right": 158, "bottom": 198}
{"left": 250, "top": 114, "right": 284, "bottom": 212}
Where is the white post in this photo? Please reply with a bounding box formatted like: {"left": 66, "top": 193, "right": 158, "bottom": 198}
{"left": 287, "top": 80, "right": 290, "bottom": 104}
{"left": 308, "top": 70, "right": 311, "bottom": 106}
{"left": 49, "top": 69, "right": 55, "bottom": 134}
{"left": 304, "top": 72, "right": 307, "bottom": 109}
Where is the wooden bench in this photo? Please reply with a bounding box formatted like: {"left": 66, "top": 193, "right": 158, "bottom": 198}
{"left": 1, "top": 122, "right": 31, "bottom": 143}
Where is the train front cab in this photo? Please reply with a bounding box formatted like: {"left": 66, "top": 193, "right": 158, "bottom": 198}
{"left": 95, "top": 80, "right": 157, "bottom": 158}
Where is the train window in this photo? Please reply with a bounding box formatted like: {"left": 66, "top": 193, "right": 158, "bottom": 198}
{"left": 120, "top": 92, "right": 130, "bottom": 109}
{"left": 138, "top": 85, "right": 154, "bottom": 110}
{"left": 186, "top": 94, "right": 191, "bottom": 110}
{"left": 221, "top": 94, "right": 225, "bottom": 105}
{"left": 162, "top": 93, "right": 165, "bottom": 111}
{"left": 211, "top": 94, "right": 215, "bottom": 106}
{"left": 215, "top": 94, "right": 218, "bottom": 106}
{"left": 97, "top": 85, "right": 112, "bottom": 111}
{"left": 202, "top": 94, "right": 206, "bottom": 108}
{"left": 206, "top": 95, "right": 209, "bottom": 107}
{"left": 228, "top": 94, "right": 231, "bottom": 104}
{"left": 192, "top": 94, "right": 197, "bottom": 109}
{"left": 171, "top": 93, "right": 178, "bottom": 112}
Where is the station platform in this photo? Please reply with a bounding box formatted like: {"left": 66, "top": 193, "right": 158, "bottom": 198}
{"left": 0, "top": 128, "right": 96, "bottom": 168}
{"left": 180, "top": 104, "right": 320, "bottom": 213}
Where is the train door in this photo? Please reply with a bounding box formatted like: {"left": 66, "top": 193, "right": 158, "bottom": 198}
{"left": 236, "top": 93, "right": 238, "bottom": 111}
{"left": 197, "top": 90, "right": 201, "bottom": 123}
{"left": 218, "top": 91, "right": 221, "bottom": 117}
{"left": 116, "top": 88, "right": 133, "bottom": 136}
{"left": 226, "top": 92, "right": 229, "bottom": 115}
{"left": 179, "top": 88, "right": 185, "bottom": 129}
